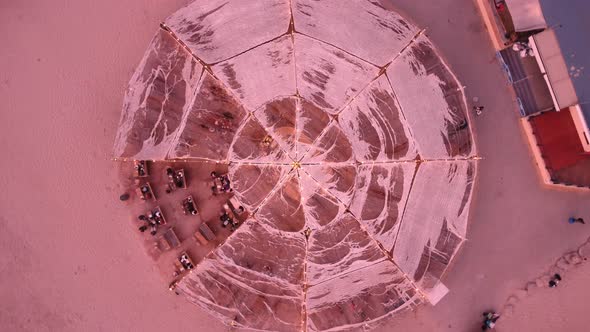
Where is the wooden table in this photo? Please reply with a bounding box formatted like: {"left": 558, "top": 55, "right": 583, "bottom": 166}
{"left": 181, "top": 195, "right": 198, "bottom": 215}
{"left": 136, "top": 182, "right": 156, "bottom": 202}
{"left": 159, "top": 227, "right": 180, "bottom": 251}
{"left": 228, "top": 196, "right": 245, "bottom": 216}
{"left": 133, "top": 160, "right": 148, "bottom": 177}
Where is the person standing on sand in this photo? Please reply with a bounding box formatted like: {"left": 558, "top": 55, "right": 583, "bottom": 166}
{"left": 568, "top": 217, "right": 585, "bottom": 224}
{"left": 549, "top": 273, "right": 562, "bottom": 288}
{"left": 473, "top": 105, "right": 484, "bottom": 116}
{"left": 481, "top": 312, "right": 500, "bottom": 330}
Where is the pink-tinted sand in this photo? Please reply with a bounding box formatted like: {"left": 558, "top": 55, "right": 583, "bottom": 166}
{"left": 0, "top": 1, "right": 223, "bottom": 331}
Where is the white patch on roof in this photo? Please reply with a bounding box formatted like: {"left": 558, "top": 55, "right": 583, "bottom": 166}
{"left": 306, "top": 259, "right": 419, "bottom": 332}
{"left": 177, "top": 220, "right": 305, "bottom": 331}
{"left": 339, "top": 74, "right": 418, "bottom": 161}
{"left": 116, "top": 2, "right": 478, "bottom": 330}
{"left": 212, "top": 35, "right": 296, "bottom": 111}
{"left": 293, "top": 0, "right": 418, "bottom": 66}
{"left": 349, "top": 162, "right": 416, "bottom": 251}
{"left": 114, "top": 29, "right": 202, "bottom": 159}
{"left": 393, "top": 160, "right": 475, "bottom": 280}
{"left": 303, "top": 165, "right": 356, "bottom": 207}
{"left": 301, "top": 122, "right": 355, "bottom": 164}
{"left": 294, "top": 34, "right": 379, "bottom": 113}
{"left": 387, "top": 35, "right": 474, "bottom": 158}
{"left": 165, "top": 0, "right": 291, "bottom": 64}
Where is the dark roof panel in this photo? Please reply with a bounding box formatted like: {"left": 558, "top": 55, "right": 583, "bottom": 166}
{"left": 540, "top": 0, "right": 590, "bottom": 106}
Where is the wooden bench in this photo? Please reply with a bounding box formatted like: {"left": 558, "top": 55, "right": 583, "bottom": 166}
{"left": 159, "top": 227, "right": 180, "bottom": 251}
{"left": 194, "top": 222, "right": 216, "bottom": 245}
{"left": 199, "top": 222, "right": 216, "bottom": 241}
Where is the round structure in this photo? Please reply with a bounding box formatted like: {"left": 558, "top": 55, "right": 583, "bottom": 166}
{"left": 114, "top": 1, "right": 477, "bottom": 331}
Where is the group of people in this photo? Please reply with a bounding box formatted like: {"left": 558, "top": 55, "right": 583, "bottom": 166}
{"left": 261, "top": 135, "right": 274, "bottom": 147}
{"left": 220, "top": 211, "right": 239, "bottom": 231}
{"left": 211, "top": 171, "right": 232, "bottom": 194}
{"left": 478, "top": 272, "right": 567, "bottom": 329}
{"left": 137, "top": 209, "right": 164, "bottom": 236}
{"left": 128, "top": 163, "right": 247, "bottom": 278}
{"left": 165, "top": 167, "right": 186, "bottom": 193}
{"left": 179, "top": 253, "right": 194, "bottom": 270}
{"left": 183, "top": 196, "right": 198, "bottom": 215}
{"left": 473, "top": 214, "right": 585, "bottom": 330}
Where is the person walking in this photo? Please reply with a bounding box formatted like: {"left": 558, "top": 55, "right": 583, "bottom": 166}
{"left": 473, "top": 105, "right": 484, "bottom": 116}
{"left": 549, "top": 273, "right": 562, "bottom": 288}
{"left": 568, "top": 217, "right": 585, "bottom": 224}
{"left": 481, "top": 312, "right": 500, "bottom": 330}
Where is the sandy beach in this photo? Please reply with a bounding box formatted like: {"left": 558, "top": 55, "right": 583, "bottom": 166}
{"left": 0, "top": 1, "right": 222, "bottom": 330}
{"left": 2, "top": 0, "right": 589, "bottom": 331}
{"left": 497, "top": 261, "right": 590, "bottom": 331}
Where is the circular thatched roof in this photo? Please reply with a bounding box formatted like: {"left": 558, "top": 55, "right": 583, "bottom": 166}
{"left": 114, "top": 1, "right": 477, "bottom": 331}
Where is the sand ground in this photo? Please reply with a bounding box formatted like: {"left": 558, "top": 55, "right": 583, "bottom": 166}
{"left": 1, "top": 0, "right": 589, "bottom": 331}
{"left": 1, "top": 1, "right": 223, "bottom": 331}
{"left": 497, "top": 261, "right": 590, "bottom": 332}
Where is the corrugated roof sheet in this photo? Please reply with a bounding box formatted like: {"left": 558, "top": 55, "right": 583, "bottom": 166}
{"left": 505, "top": 0, "right": 547, "bottom": 31}
{"left": 540, "top": 0, "right": 590, "bottom": 108}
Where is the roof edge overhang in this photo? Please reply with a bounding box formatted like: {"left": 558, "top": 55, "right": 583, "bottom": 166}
{"left": 505, "top": 0, "right": 547, "bottom": 32}
{"left": 569, "top": 104, "right": 590, "bottom": 152}
{"left": 529, "top": 30, "right": 578, "bottom": 111}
